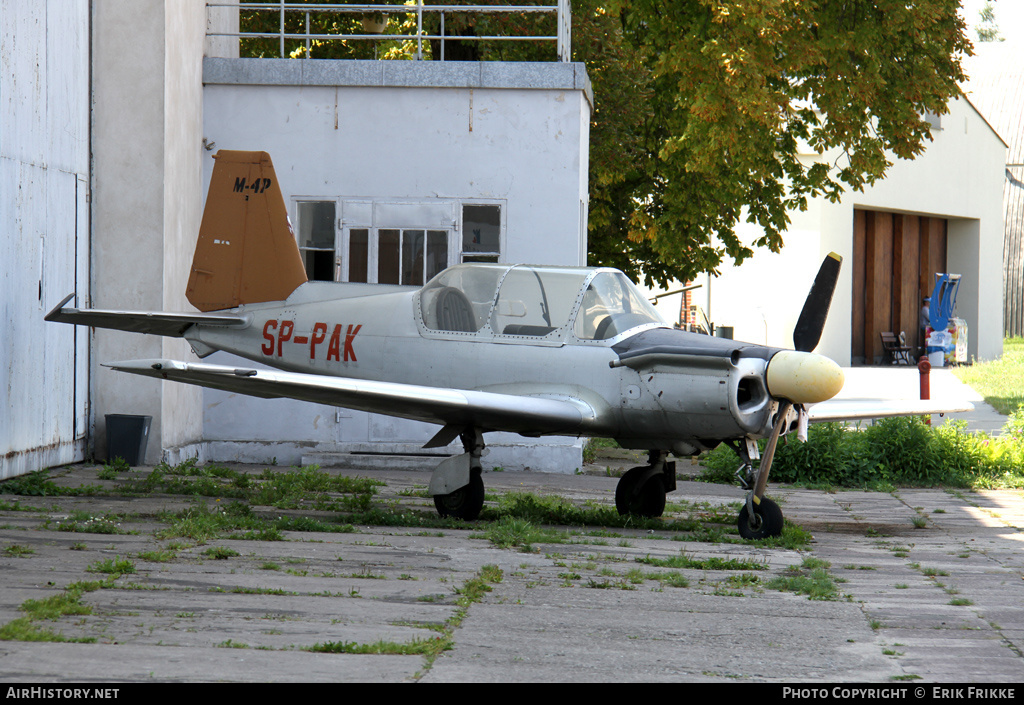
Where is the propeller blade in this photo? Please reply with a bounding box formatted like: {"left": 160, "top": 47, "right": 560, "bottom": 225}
{"left": 793, "top": 252, "right": 842, "bottom": 353}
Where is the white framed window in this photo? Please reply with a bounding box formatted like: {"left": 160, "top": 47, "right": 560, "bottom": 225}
{"left": 296, "top": 198, "right": 504, "bottom": 284}
{"left": 296, "top": 200, "right": 337, "bottom": 281}
{"left": 344, "top": 227, "right": 449, "bottom": 285}
{"left": 461, "top": 203, "right": 502, "bottom": 264}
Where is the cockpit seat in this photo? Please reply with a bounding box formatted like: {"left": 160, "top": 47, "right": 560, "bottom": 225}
{"left": 434, "top": 287, "right": 477, "bottom": 333}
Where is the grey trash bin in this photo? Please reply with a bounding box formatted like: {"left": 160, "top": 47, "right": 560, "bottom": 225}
{"left": 105, "top": 414, "right": 152, "bottom": 465}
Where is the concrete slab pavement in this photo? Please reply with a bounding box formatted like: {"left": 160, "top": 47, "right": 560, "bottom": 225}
{"left": 0, "top": 463, "right": 1021, "bottom": 683}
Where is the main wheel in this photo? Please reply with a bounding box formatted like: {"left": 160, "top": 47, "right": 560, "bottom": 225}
{"left": 615, "top": 466, "right": 666, "bottom": 518}
{"left": 737, "top": 496, "right": 784, "bottom": 539}
{"left": 433, "top": 472, "right": 485, "bottom": 520}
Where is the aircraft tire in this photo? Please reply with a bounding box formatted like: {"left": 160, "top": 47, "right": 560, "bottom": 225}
{"left": 737, "top": 496, "right": 783, "bottom": 540}
{"left": 433, "top": 473, "right": 484, "bottom": 521}
{"left": 615, "top": 466, "right": 666, "bottom": 518}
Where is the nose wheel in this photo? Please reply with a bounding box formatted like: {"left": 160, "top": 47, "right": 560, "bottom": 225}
{"left": 737, "top": 496, "right": 783, "bottom": 539}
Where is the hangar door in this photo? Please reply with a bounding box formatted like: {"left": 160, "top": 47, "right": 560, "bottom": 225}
{"left": 0, "top": 0, "right": 90, "bottom": 478}
{"left": 852, "top": 209, "right": 947, "bottom": 364}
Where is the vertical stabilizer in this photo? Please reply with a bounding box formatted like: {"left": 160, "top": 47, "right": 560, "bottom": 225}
{"left": 187, "top": 151, "right": 308, "bottom": 312}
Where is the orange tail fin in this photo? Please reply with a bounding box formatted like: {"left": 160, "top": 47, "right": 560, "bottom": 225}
{"left": 187, "top": 150, "right": 307, "bottom": 312}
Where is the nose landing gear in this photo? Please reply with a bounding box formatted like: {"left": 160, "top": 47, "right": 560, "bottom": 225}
{"left": 734, "top": 401, "right": 793, "bottom": 540}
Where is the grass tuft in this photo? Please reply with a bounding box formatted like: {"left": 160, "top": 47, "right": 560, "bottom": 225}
{"left": 767, "top": 557, "right": 839, "bottom": 600}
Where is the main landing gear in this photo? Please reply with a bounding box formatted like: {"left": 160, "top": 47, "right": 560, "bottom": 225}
{"left": 434, "top": 470, "right": 484, "bottom": 520}
{"left": 429, "top": 428, "right": 486, "bottom": 521}
{"left": 613, "top": 427, "right": 789, "bottom": 540}
{"left": 614, "top": 450, "right": 676, "bottom": 518}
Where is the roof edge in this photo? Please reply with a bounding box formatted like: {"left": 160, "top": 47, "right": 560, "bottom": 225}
{"left": 203, "top": 57, "right": 593, "bottom": 110}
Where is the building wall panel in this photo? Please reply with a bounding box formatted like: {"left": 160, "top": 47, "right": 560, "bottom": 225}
{"left": 864, "top": 211, "right": 894, "bottom": 362}
{"left": 1, "top": 0, "right": 89, "bottom": 479}
{"left": 2, "top": 0, "right": 45, "bottom": 166}
{"left": 1006, "top": 169, "right": 1024, "bottom": 336}
{"left": 850, "top": 210, "right": 948, "bottom": 364}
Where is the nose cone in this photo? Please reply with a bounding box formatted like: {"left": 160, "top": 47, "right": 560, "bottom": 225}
{"left": 766, "top": 350, "right": 845, "bottom": 404}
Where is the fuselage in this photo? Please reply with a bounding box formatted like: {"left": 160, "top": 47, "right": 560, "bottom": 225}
{"left": 185, "top": 265, "right": 781, "bottom": 454}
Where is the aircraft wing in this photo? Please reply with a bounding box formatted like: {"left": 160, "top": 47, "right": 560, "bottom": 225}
{"left": 105, "top": 359, "right": 599, "bottom": 438}
{"left": 45, "top": 294, "right": 247, "bottom": 337}
{"left": 808, "top": 398, "right": 975, "bottom": 423}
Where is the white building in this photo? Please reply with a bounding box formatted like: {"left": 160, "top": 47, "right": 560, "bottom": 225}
{"left": 687, "top": 95, "right": 1006, "bottom": 368}
{"left": 194, "top": 57, "right": 592, "bottom": 469}
{"left": 960, "top": 39, "right": 1024, "bottom": 338}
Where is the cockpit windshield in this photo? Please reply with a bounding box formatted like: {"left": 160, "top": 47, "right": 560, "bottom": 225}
{"left": 573, "top": 271, "right": 664, "bottom": 340}
{"left": 418, "top": 264, "right": 664, "bottom": 341}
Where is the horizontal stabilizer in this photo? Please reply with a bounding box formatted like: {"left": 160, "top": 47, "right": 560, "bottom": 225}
{"left": 104, "top": 359, "right": 599, "bottom": 437}
{"left": 808, "top": 398, "right": 975, "bottom": 423}
{"left": 46, "top": 294, "right": 247, "bottom": 338}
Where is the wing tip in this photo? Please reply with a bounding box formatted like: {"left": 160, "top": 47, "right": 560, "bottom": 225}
{"left": 44, "top": 293, "right": 77, "bottom": 322}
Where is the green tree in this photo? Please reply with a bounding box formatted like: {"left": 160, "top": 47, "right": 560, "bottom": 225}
{"left": 238, "top": 0, "right": 420, "bottom": 60}
{"left": 570, "top": 2, "right": 663, "bottom": 285}
{"left": 595, "top": 0, "right": 972, "bottom": 286}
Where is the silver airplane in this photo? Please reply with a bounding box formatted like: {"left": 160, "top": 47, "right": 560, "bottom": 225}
{"left": 47, "top": 151, "right": 972, "bottom": 538}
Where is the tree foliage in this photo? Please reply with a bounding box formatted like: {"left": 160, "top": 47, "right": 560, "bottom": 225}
{"left": 238, "top": 0, "right": 421, "bottom": 60}
{"left": 594, "top": 0, "right": 972, "bottom": 286}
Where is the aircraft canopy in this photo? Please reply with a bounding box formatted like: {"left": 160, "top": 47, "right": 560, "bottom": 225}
{"left": 417, "top": 264, "right": 664, "bottom": 343}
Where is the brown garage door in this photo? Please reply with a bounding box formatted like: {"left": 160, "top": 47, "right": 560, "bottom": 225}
{"left": 852, "top": 209, "right": 947, "bottom": 364}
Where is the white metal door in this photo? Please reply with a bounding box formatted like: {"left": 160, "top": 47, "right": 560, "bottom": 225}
{"left": 0, "top": 0, "right": 89, "bottom": 478}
